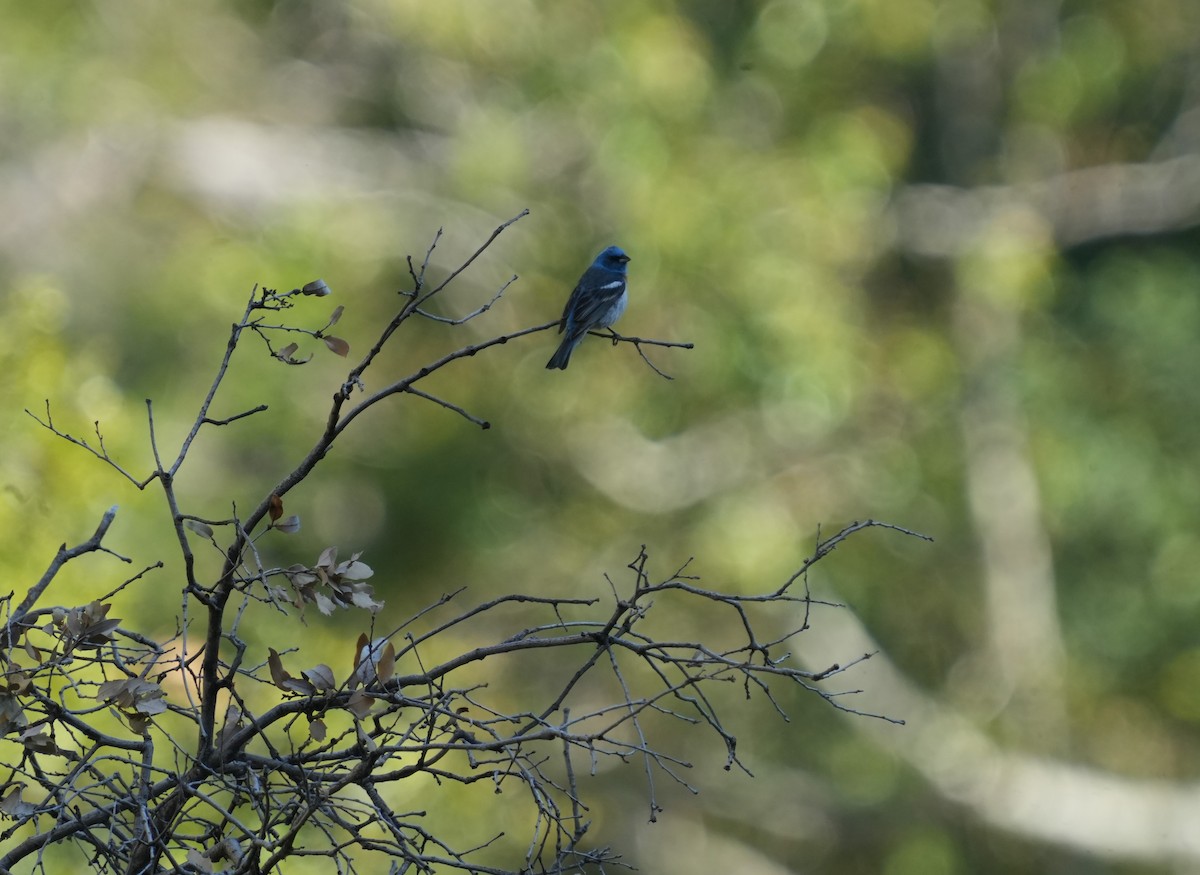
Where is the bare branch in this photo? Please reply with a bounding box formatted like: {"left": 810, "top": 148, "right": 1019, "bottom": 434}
{"left": 24, "top": 402, "right": 152, "bottom": 488}
{"left": 412, "top": 274, "right": 519, "bottom": 325}
{"left": 2, "top": 220, "right": 898, "bottom": 875}
{"left": 4, "top": 505, "right": 124, "bottom": 643}
{"left": 403, "top": 385, "right": 491, "bottom": 429}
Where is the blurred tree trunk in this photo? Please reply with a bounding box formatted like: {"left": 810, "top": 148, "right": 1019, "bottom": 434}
{"left": 938, "top": 0, "right": 1068, "bottom": 746}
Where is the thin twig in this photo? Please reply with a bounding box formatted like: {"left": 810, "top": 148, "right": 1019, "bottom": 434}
{"left": 5, "top": 505, "right": 124, "bottom": 643}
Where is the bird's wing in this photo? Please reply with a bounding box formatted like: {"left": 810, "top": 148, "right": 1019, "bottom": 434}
{"left": 569, "top": 274, "right": 626, "bottom": 329}
{"left": 558, "top": 281, "right": 584, "bottom": 332}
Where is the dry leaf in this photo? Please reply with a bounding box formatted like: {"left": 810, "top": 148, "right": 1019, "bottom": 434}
{"left": 336, "top": 559, "right": 373, "bottom": 581}
{"left": 280, "top": 676, "right": 317, "bottom": 696}
{"left": 267, "top": 648, "right": 288, "bottom": 689}
{"left": 346, "top": 690, "right": 375, "bottom": 719}
{"left": 184, "top": 519, "right": 213, "bottom": 539}
{"left": 302, "top": 663, "right": 336, "bottom": 691}
{"left": 186, "top": 848, "right": 214, "bottom": 873}
{"left": 275, "top": 515, "right": 301, "bottom": 534}
{"left": 376, "top": 643, "right": 396, "bottom": 683}
{"left": 0, "top": 785, "right": 36, "bottom": 819}
{"left": 323, "top": 336, "right": 350, "bottom": 357}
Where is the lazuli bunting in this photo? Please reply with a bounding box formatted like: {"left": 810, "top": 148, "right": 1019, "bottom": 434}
{"left": 545, "top": 245, "right": 630, "bottom": 370}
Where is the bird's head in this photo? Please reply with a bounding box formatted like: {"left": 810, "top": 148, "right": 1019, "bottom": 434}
{"left": 595, "top": 245, "right": 630, "bottom": 273}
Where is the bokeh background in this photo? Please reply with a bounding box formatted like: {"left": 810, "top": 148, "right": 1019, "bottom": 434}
{"left": 4, "top": 0, "right": 1200, "bottom": 872}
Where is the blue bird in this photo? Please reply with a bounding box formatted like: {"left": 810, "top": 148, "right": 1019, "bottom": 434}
{"left": 546, "top": 246, "right": 631, "bottom": 370}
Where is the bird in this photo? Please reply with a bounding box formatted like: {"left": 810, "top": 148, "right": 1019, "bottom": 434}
{"left": 546, "top": 245, "right": 630, "bottom": 370}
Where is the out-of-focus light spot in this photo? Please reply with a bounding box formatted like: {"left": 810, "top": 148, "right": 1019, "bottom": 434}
{"left": 931, "top": 0, "right": 992, "bottom": 56}
{"left": 714, "top": 75, "right": 784, "bottom": 148}
{"left": 692, "top": 490, "right": 799, "bottom": 582}
{"left": 754, "top": 0, "right": 827, "bottom": 70}
{"left": 1151, "top": 534, "right": 1200, "bottom": 609}
{"left": 886, "top": 327, "right": 959, "bottom": 403}
{"left": 1062, "top": 14, "right": 1126, "bottom": 95}
{"left": 452, "top": 106, "right": 530, "bottom": 195}
{"left": 13, "top": 275, "right": 68, "bottom": 334}
{"left": 626, "top": 15, "right": 712, "bottom": 118}
{"left": 1001, "top": 123, "right": 1068, "bottom": 181}
{"left": 830, "top": 738, "right": 902, "bottom": 806}
{"left": 955, "top": 206, "right": 1055, "bottom": 311}
{"left": 567, "top": 414, "right": 754, "bottom": 513}
{"left": 310, "top": 478, "right": 388, "bottom": 546}
{"left": 595, "top": 116, "right": 671, "bottom": 183}
{"left": 76, "top": 374, "right": 123, "bottom": 421}
{"left": 884, "top": 829, "right": 961, "bottom": 875}
{"left": 1014, "top": 54, "right": 1084, "bottom": 126}
{"left": 1158, "top": 649, "right": 1200, "bottom": 722}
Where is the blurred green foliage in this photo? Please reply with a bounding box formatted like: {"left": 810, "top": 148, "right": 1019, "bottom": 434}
{"left": 3, "top": 0, "right": 1200, "bottom": 871}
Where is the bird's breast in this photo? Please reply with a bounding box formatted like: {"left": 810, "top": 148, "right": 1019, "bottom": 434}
{"left": 596, "top": 288, "right": 628, "bottom": 328}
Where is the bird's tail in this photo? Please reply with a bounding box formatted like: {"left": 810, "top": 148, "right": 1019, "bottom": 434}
{"left": 545, "top": 335, "right": 579, "bottom": 370}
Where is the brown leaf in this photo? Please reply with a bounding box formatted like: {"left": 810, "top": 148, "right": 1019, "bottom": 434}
{"left": 323, "top": 336, "right": 350, "bottom": 357}
{"left": 3, "top": 668, "right": 31, "bottom": 695}
{"left": 353, "top": 636, "right": 386, "bottom": 686}
{"left": 0, "top": 694, "right": 27, "bottom": 734}
{"left": 376, "top": 643, "right": 396, "bottom": 683}
{"left": 217, "top": 707, "right": 244, "bottom": 755}
{"left": 268, "top": 494, "right": 284, "bottom": 522}
{"left": 280, "top": 676, "right": 316, "bottom": 696}
{"left": 97, "top": 678, "right": 135, "bottom": 707}
{"left": 349, "top": 633, "right": 369, "bottom": 689}
{"left": 267, "top": 648, "right": 288, "bottom": 689}
{"left": 20, "top": 728, "right": 59, "bottom": 755}
{"left": 98, "top": 679, "right": 166, "bottom": 718}
{"left": 346, "top": 690, "right": 375, "bottom": 719}
{"left": 83, "top": 617, "right": 122, "bottom": 640}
